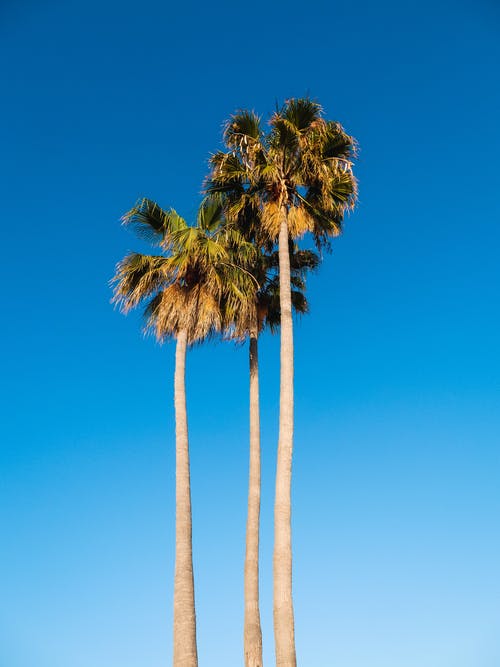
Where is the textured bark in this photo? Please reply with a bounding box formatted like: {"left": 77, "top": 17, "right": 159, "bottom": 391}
{"left": 244, "top": 329, "right": 263, "bottom": 667}
{"left": 173, "top": 330, "right": 198, "bottom": 667}
{"left": 273, "top": 214, "right": 297, "bottom": 666}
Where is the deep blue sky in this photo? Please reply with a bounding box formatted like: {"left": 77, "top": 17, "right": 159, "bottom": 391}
{"left": 1, "top": 1, "right": 499, "bottom": 665}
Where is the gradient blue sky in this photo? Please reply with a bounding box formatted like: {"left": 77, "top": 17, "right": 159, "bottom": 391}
{"left": 1, "top": 1, "right": 499, "bottom": 665}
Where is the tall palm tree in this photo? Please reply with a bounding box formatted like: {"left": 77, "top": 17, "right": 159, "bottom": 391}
{"left": 112, "top": 198, "right": 255, "bottom": 667}
{"left": 207, "top": 99, "right": 357, "bottom": 665}
{"left": 228, "top": 243, "right": 319, "bottom": 667}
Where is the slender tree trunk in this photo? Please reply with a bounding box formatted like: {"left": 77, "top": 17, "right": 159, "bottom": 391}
{"left": 173, "top": 329, "right": 198, "bottom": 667}
{"left": 244, "top": 325, "right": 263, "bottom": 667}
{"left": 274, "top": 213, "right": 297, "bottom": 666}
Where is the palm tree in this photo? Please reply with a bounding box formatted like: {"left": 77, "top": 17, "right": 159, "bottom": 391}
{"left": 228, "top": 243, "right": 318, "bottom": 667}
{"left": 112, "top": 198, "right": 255, "bottom": 667}
{"left": 207, "top": 99, "right": 357, "bottom": 665}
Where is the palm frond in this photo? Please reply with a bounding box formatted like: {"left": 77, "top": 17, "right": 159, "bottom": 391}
{"left": 197, "top": 197, "right": 224, "bottom": 231}
{"left": 321, "top": 121, "right": 356, "bottom": 161}
{"left": 208, "top": 153, "right": 250, "bottom": 187}
{"left": 268, "top": 117, "right": 299, "bottom": 153}
{"left": 224, "top": 110, "right": 262, "bottom": 146}
{"left": 277, "top": 97, "right": 323, "bottom": 132}
{"left": 111, "top": 252, "right": 171, "bottom": 312}
{"left": 122, "top": 198, "right": 187, "bottom": 245}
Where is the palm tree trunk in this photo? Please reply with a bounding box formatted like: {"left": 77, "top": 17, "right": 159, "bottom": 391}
{"left": 274, "top": 213, "right": 297, "bottom": 666}
{"left": 244, "top": 326, "right": 263, "bottom": 667}
{"left": 173, "top": 329, "right": 198, "bottom": 667}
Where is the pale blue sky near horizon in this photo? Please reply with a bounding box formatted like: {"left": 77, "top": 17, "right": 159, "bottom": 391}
{"left": 1, "top": 0, "right": 499, "bottom": 665}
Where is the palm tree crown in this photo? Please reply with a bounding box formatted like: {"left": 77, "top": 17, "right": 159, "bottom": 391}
{"left": 206, "top": 98, "right": 357, "bottom": 248}
{"left": 112, "top": 197, "right": 256, "bottom": 343}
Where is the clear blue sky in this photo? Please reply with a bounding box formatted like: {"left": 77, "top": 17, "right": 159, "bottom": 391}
{"left": 1, "top": 1, "right": 499, "bottom": 665}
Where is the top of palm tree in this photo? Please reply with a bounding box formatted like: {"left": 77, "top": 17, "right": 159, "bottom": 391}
{"left": 206, "top": 97, "right": 357, "bottom": 249}
{"left": 111, "top": 197, "right": 256, "bottom": 345}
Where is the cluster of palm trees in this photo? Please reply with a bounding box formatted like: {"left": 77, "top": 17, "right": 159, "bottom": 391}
{"left": 112, "top": 98, "right": 357, "bottom": 667}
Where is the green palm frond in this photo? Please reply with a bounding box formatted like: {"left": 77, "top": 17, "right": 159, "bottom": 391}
{"left": 278, "top": 98, "right": 323, "bottom": 132}
{"left": 208, "top": 152, "right": 251, "bottom": 186}
{"left": 269, "top": 117, "right": 300, "bottom": 153}
{"left": 199, "top": 236, "right": 230, "bottom": 266}
{"left": 303, "top": 169, "right": 357, "bottom": 217}
{"left": 122, "top": 198, "right": 187, "bottom": 245}
{"left": 321, "top": 121, "right": 356, "bottom": 161}
{"left": 224, "top": 110, "right": 262, "bottom": 146}
{"left": 111, "top": 252, "right": 171, "bottom": 312}
{"left": 168, "top": 226, "right": 200, "bottom": 254}
{"left": 197, "top": 198, "right": 224, "bottom": 231}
